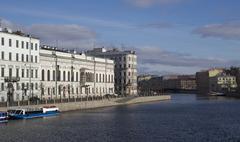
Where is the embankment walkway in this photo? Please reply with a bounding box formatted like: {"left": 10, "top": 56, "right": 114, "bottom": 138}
{"left": 0, "top": 95, "right": 171, "bottom": 112}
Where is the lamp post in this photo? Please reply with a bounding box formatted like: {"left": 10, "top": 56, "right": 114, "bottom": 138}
{"left": 29, "top": 36, "right": 33, "bottom": 100}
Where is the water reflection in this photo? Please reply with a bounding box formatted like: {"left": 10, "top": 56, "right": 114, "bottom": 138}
{"left": 1, "top": 94, "right": 240, "bottom": 142}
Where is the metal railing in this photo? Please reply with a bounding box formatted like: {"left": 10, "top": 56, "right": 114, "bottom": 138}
{"left": 0, "top": 92, "right": 166, "bottom": 107}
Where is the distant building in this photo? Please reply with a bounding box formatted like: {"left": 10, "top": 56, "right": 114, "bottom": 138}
{"left": 138, "top": 74, "right": 156, "bottom": 82}
{"left": 196, "top": 68, "right": 224, "bottom": 94}
{"left": 163, "top": 75, "right": 196, "bottom": 91}
{"left": 86, "top": 48, "right": 137, "bottom": 96}
{"left": 209, "top": 73, "right": 237, "bottom": 93}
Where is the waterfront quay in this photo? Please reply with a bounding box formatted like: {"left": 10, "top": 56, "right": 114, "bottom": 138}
{"left": 0, "top": 95, "right": 171, "bottom": 112}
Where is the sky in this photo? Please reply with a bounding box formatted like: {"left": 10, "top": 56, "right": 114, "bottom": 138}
{"left": 0, "top": 0, "right": 240, "bottom": 75}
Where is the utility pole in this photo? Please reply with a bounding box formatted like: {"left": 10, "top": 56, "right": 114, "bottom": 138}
{"left": 71, "top": 53, "right": 74, "bottom": 99}
{"left": 55, "top": 51, "right": 58, "bottom": 100}
{"left": 93, "top": 58, "right": 96, "bottom": 96}
{"left": 29, "top": 36, "right": 32, "bottom": 100}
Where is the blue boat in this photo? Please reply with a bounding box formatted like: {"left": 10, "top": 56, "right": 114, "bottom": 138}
{"left": 8, "top": 106, "right": 60, "bottom": 119}
{"left": 0, "top": 112, "right": 8, "bottom": 123}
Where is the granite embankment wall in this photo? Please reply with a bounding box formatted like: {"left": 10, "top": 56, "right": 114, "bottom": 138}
{"left": 0, "top": 95, "right": 171, "bottom": 112}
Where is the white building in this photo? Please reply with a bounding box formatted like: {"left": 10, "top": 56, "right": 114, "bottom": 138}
{"left": 40, "top": 46, "right": 115, "bottom": 100}
{"left": 86, "top": 48, "right": 137, "bottom": 96}
{"left": 0, "top": 28, "right": 40, "bottom": 102}
{"left": 0, "top": 28, "right": 115, "bottom": 102}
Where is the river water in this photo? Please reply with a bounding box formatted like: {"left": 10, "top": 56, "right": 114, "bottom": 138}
{"left": 1, "top": 94, "right": 240, "bottom": 142}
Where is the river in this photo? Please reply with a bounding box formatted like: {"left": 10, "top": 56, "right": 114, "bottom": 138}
{"left": 1, "top": 94, "right": 240, "bottom": 142}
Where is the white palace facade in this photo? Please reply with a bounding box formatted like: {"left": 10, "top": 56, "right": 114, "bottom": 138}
{"left": 0, "top": 28, "right": 115, "bottom": 102}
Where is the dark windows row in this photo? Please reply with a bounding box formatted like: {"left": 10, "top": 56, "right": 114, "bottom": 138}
{"left": 0, "top": 52, "right": 38, "bottom": 63}
{"left": 0, "top": 68, "right": 38, "bottom": 78}
{"left": 1, "top": 37, "right": 38, "bottom": 50}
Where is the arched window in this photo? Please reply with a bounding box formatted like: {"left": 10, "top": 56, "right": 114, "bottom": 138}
{"left": 58, "top": 71, "right": 61, "bottom": 81}
{"left": 41, "top": 69, "right": 45, "bottom": 81}
{"left": 63, "top": 71, "right": 66, "bottom": 81}
{"left": 53, "top": 70, "right": 55, "bottom": 81}
{"left": 68, "top": 71, "right": 70, "bottom": 81}
{"left": 47, "top": 70, "right": 50, "bottom": 81}
{"left": 76, "top": 72, "right": 78, "bottom": 82}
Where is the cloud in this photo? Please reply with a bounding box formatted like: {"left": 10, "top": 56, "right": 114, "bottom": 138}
{"left": 126, "top": 0, "right": 187, "bottom": 7}
{"left": 1, "top": 18, "right": 96, "bottom": 50}
{"left": 193, "top": 22, "right": 240, "bottom": 40}
{"left": 136, "top": 46, "right": 240, "bottom": 68}
{"left": 26, "top": 24, "right": 96, "bottom": 50}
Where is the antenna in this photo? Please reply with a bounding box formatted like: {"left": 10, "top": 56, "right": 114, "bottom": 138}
{"left": 0, "top": 18, "right": 2, "bottom": 28}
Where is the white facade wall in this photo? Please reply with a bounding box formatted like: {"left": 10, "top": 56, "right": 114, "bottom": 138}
{"left": 0, "top": 31, "right": 40, "bottom": 102}
{"left": 0, "top": 30, "right": 115, "bottom": 102}
{"left": 86, "top": 48, "right": 138, "bottom": 96}
{"left": 39, "top": 48, "right": 115, "bottom": 100}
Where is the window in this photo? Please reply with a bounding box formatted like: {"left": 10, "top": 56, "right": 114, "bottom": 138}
{"left": 31, "top": 43, "right": 33, "bottom": 50}
{"left": 58, "top": 71, "right": 61, "bottom": 81}
{"left": 21, "top": 54, "right": 24, "bottom": 62}
{"left": 21, "top": 41, "right": 24, "bottom": 49}
{"left": 31, "top": 83, "right": 33, "bottom": 90}
{"left": 9, "top": 39, "right": 12, "bottom": 47}
{"left": 35, "top": 56, "right": 37, "bottom": 63}
{"left": 63, "top": 71, "right": 66, "bottom": 81}
{"left": 16, "top": 53, "right": 19, "bottom": 61}
{"left": 35, "top": 70, "right": 38, "bottom": 78}
{"left": 47, "top": 70, "right": 50, "bottom": 81}
{"left": 26, "top": 69, "right": 29, "bottom": 78}
{"left": 1, "top": 83, "right": 4, "bottom": 91}
{"left": 26, "top": 42, "right": 28, "bottom": 49}
{"left": 9, "top": 52, "right": 12, "bottom": 61}
{"left": 22, "top": 69, "right": 24, "bottom": 78}
{"left": 16, "top": 40, "right": 19, "bottom": 48}
{"left": 16, "top": 68, "right": 19, "bottom": 77}
{"left": 35, "top": 83, "right": 38, "bottom": 90}
{"left": 26, "top": 55, "right": 28, "bottom": 62}
{"left": 71, "top": 71, "right": 74, "bottom": 82}
{"left": 21, "top": 83, "right": 25, "bottom": 90}
{"left": 31, "top": 55, "right": 33, "bottom": 62}
{"left": 1, "top": 68, "right": 4, "bottom": 77}
{"left": 1, "top": 38, "right": 4, "bottom": 46}
{"left": 16, "top": 83, "right": 20, "bottom": 90}
{"left": 68, "top": 71, "right": 70, "bottom": 81}
{"left": 1, "top": 51, "right": 4, "bottom": 60}
{"left": 9, "top": 68, "right": 12, "bottom": 77}
{"left": 31, "top": 69, "right": 33, "bottom": 78}
{"left": 35, "top": 43, "right": 38, "bottom": 50}
{"left": 41, "top": 70, "right": 45, "bottom": 81}
{"left": 76, "top": 72, "right": 78, "bottom": 82}
{"left": 96, "top": 74, "right": 98, "bottom": 82}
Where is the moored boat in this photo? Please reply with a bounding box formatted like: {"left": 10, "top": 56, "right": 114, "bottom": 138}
{"left": 0, "top": 112, "right": 8, "bottom": 123}
{"left": 8, "top": 106, "right": 59, "bottom": 119}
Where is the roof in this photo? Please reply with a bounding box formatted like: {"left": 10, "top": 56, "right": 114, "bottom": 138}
{"left": 0, "top": 28, "right": 39, "bottom": 39}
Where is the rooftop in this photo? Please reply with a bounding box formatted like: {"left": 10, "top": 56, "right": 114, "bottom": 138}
{"left": 0, "top": 27, "right": 39, "bottom": 39}
{"left": 87, "top": 47, "right": 136, "bottom": 55}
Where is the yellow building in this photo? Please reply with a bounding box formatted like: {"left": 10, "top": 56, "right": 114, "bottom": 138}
{"left": 210, "top": 73, "right": 237, "bottom": 93}
{"left": 196, "top": 68, "right": 224, "bottom": 94}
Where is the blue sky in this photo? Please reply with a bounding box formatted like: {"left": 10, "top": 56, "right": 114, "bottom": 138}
{"left": 1, "top": 0, "right": 240, "bottom": 75}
